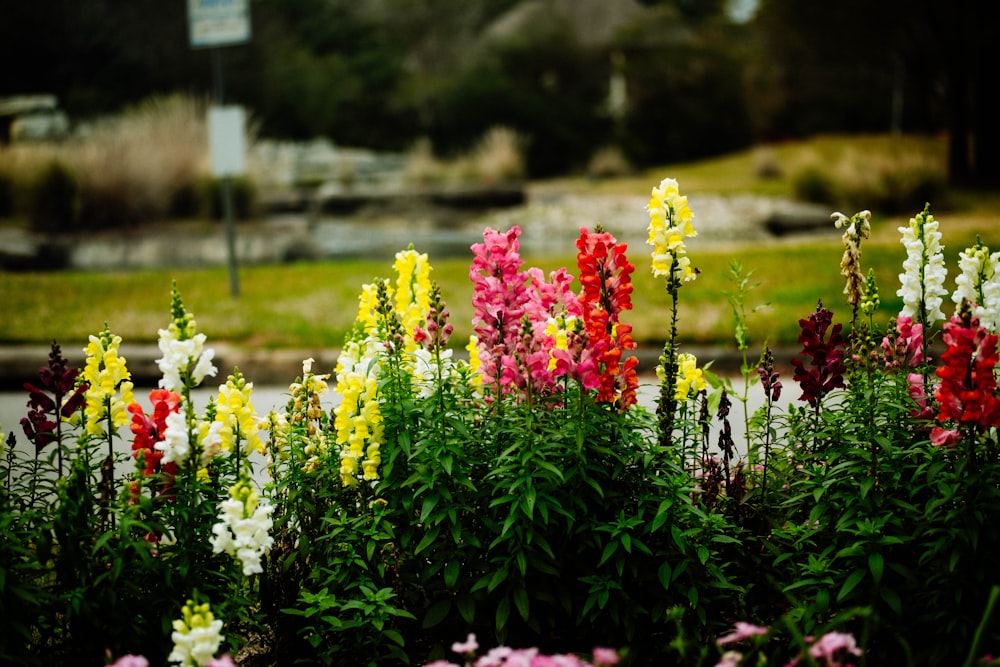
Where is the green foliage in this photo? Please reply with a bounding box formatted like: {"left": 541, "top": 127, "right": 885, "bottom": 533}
{"left": 6, "top": 191, "right": 1000, "bottom": 667}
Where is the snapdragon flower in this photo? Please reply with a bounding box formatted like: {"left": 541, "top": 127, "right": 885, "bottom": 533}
{"left": 394, "top": 246, "right": 433, "bottom": 350}
{"left": 672, "top": 352, "right": 707, "bottom": 400}
{"left": 334, "top": 338, "right": 384, "bottom": 485}
{"left": 211, "top": 477, "right": 274, "bottom": 576}
{"left": 81, "top": 325, "right": 135, "bottom": 436}
{"left": 156, "top": 284, "right": 217, "bottom": 392}
{"left": 646, "top": 177, "right": 697, "bottom": 283}
{"left": 577, "top": 226, "right": 639, "bottom": 408}
{"left": 168, "top": 599, "right": 225, "bottom": 667}
{"left": 833, "top": 209, "right": 871, "bottom": 310}
{"left": 155, "top": 409, "right": 192, "bottom": 465}
{"left": 952, "top": 237, "right": 1000, "bottom": 332}
{"left": 897, "top": 205, "right": 948, "bottom": 326}
{"left": 215, "top": 368, "right": 264, "bottom": 459}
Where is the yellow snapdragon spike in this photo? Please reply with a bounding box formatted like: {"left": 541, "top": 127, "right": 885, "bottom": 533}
{"left": 675, "top": 353, "right": 707, "bottom": 400}
{"left": 82, "top": 327, "right": 135, "bottom": 436}
{"left": 466, "top": 335, "right": 483, "bottom": 387}
{"left": 393, "top": 247, "right": 433, "bottom": 347}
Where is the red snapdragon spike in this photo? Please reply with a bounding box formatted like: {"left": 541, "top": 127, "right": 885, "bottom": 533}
{"left": 128, "top": 389, "right": 182, "bottom": 498}
{"left": 791, "top": 300, "right": 846, "bottom": 407}
{"left": 935, "top": 312, "right": 1000, "bottom": 432}
{"left": 576, "top": 227, "right": 638, "bottom": 409}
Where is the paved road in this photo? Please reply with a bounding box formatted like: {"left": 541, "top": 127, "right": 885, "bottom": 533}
{"left": 2, "top": 374, "right": 779, "bottom": 471}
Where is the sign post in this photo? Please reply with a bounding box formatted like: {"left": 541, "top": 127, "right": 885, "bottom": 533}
{"left": 187, "top": 0, "right": 250, "bottom": 298}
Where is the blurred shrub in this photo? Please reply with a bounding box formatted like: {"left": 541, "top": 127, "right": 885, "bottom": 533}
{"left": 200, "top": 176, "right": 257, "bottom": 220}
{"left": 26, "top": 160, "right": 79, "bottom": 233}
{"left": 791, "top": 142, "right": 948, "bottom": 213}
{"left": 403, "top": 127, "right": 525, "bottom": 187}
{"left": 586, "top": 145, "right": 634, "bottom": 179}
{"left": 791, "top": 165, "right": 837, "bottom": 205}
{"left": 1, "top": 94, "right": 259, "bottom": 231}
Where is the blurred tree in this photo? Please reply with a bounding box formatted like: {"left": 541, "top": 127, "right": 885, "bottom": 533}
{"left": 750, "top": 0, "right": 996, "bottom": 187}
{"left": 427, "top": 5, "right": 613, "bottom": 176}
{"left": 614, "top": 4, "right": 753, "bottom": 166}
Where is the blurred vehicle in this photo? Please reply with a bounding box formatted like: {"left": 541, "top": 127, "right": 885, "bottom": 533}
{"left": 0, "top": 95, "right": 69, "bottom": 143}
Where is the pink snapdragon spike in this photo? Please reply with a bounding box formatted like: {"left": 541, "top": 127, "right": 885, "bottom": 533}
{"left": 881, "top": 315, "right": 925, "bottom": 368}
{"left": 470, "top": 226, "right": 534, "bottom": 396}
{"left": 426, "top": 639, "right": 620, "bottom": 667}
{"left": 807, "top": 631, "right": 862, "bottom": 666}
{"left": 470, "top": 226, "right": 598, "bottom": 401}
{"left": 108, "top": 655, "right": 149, "bottom": 667}
{"left": 716, "top": 621, "right": 769, "bottom": 646}
{"left": 452, "top": 633, "right": 479, "bottom": 654}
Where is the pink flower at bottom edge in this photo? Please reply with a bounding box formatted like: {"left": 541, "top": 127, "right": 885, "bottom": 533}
{"left": 592, "top": 647, "right": 620, "bottom": 666}
{"left": 717, "top": 621, "right": 769, "bottom": 646}
{"left": 110, "top": 656, "right": 149, "bottom": 667}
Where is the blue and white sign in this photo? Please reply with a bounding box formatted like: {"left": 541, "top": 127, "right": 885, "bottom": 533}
{"left": 188, "top": 0, "right": 251, "bottom": 48}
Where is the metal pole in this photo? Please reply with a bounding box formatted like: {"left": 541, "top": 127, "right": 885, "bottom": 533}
{"left": 213, "top": 47, "right": 240, "bottom": 298}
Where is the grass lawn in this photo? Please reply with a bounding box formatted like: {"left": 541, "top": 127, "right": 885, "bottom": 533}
{"left": 2, "top": 133, "right": 998, "bottom": 352}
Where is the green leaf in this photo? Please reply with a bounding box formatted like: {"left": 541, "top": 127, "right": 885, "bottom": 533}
{"left": 697, "top": 545, "right": 710, "bottom": 565}
{"left": 657, "top": 561, "right": 672, "bottom": 589}
{"left": 456, "top": 594, "right": 476, "bottom": 624}
{"left": 514, "top": 586, "right": 530, "bottom": 620}
{"left": 422, "top": 599, "right": 452, "bottom": 629}
{"left": 671, "top": 525, "right": 685, "bottom": 550}
{"left": 444, "top": 560, "right": 460, "bottom": 588}
{"left": 838, "top": 568, "right": 866, "bottom": 602}
{"left": 420, "top": 495, "right": 439, "bottom": 523}
{"left": 535, "top": 459, "right": 565, "bottom": 481}
{"left": 869, "top": 552, "right": 884, "bottom": 584}
{"left": 523, "top": 486, "right": 536, "bottom": 519}
{"left": 687, "top": 586, "right": 698, "bottom": 608}
{"left": 880, "top": 586, "right": 902, "bottom": 615}
{"left": 599, "top": 541, "right": 618, "bottom": 567}
{"left": 414, "top": 526, "right": 441, "bottom": 556}
{"left": 496, "top": 597, "right": 511, "bottom": 632}
{"left": 383, "top": 629, "right": 405, "bottom": 647}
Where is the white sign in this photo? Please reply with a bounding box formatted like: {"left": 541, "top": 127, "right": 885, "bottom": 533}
{"left": 208, "top": 106, "right": 246, "bottom": 176}
{"left": 188, "top": 0, "right": 251, "bottom": 48}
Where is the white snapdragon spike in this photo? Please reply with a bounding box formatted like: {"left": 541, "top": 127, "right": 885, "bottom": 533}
{"left": 168, "top": 600, "right": 225, "bottom": 667}
{"left": 211, "top": 479, "right": 274, "bottom": 576}
{"left": 411, "top": 347, "right": 455, "bottom": 398}
{"left": 157, "top": 329, "right": 218, "bottom": 391}
{"left": 156, "top": 410, "right": 192, "bottom": 465}
{"left": 897, "top": 209, "right": 948, "bottom": 324}
{"left": 953, "top": 242, "right": 1000, "bottom": 332}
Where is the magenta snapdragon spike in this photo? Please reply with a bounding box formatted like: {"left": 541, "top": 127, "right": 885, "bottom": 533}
{"left": 470, "top": 227, "right": 531, "bottom": 395}
{"left": 791, "top": 300, "right": 846, "bottom": 407}
{"left": 20, "top": 341, "right": 88, "bottom": 473}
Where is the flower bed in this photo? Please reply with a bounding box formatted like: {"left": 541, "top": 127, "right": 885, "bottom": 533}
{"left": 3, "top": 179, "right": 1000, "bottom": 667}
